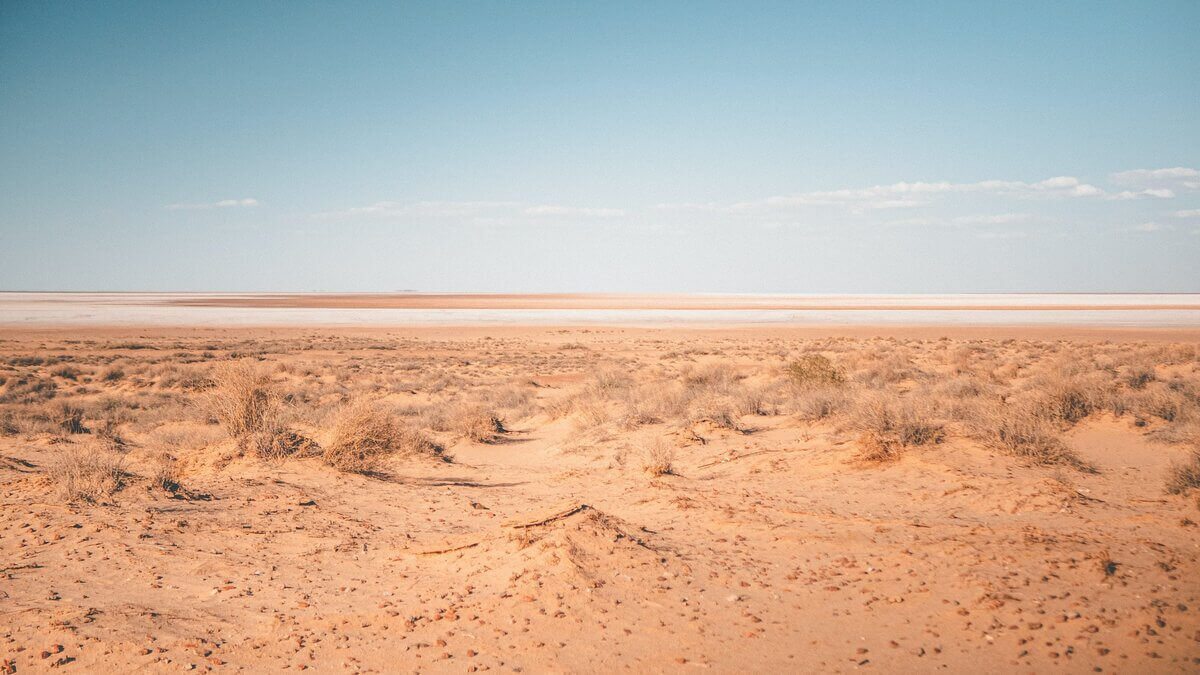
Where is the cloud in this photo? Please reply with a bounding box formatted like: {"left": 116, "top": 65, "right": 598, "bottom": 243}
{"left": 313, "top": 200, "right": 520, "bottom": 219}
{"left": 312, "top": 200, "right": 626, "bottom": 222}
{"left": 1111, "top": 167, "right": 1200, "bottom": 191}
{"left": 1173, "top": 209, "right": 1200, "bottom": 218}
{"left": 1107, "top": 188, "right": 1176, "bottom": 200}
{"left": 1111, "top": 167, "right": 1200, "bottom": 183}
{"left": 524, "top": 205, "right": 626, "bottom": 218}
{"left": 952, "top": 213, "right": 1033, "bottom": 225}
{"left": 165, "top": 198, "right": 258, "bottom": 210}
{"left": 727, "top": 174, "right": 1104, "bottom": 213}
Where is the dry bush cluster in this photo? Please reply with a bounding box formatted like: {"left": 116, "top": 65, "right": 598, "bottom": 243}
{"left": 849, "top": 394, "right": 944, "bottom": 462}
{"left": 46, "top": 443, "right": 126, "bottom": 503}
{"left": 1166, "top": 446, "right": 1200, "bottom": 495}
{"left": 2, "top": 334, "right": 1198, "bottom": 497}
{"left": 325, "top": 403, "right": 443, "bottom": 473}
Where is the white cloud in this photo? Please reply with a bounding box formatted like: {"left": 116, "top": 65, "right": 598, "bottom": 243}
{"left": 977, "top": 231, "right": 1029, "bottom": 240}
{"left": 313, "top": 200, "right": 520, "bottom": 219}
{"left": 730, "top": 174, "right": 1104, "bottom": 213}
{"left": 953, "top": 213, "right": 1032, "bottom": 225}
{"left": 652, "top": 202, "right": 723, "bottom": 212}
{"left": 1173, "top": 209, "right": 1200, "bottom": 218}
{"left": 524, "top": 205, "right": 626, "bottom": 218}
{"left": 312, "top": 200, "right": 625, "bottom": 222}
{"left": 1107, "top": 188, "right": 1176, "bottom": 200}
{"left": 166, "top": 198, "right": 258, "bottom": 210}
{"left": 1111, "top": 167, "right": 1200, "bottom": 184}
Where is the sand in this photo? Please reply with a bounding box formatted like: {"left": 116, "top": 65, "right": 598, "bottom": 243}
{"left": 1, "top": 322, "right": 1198, "bottom": 673}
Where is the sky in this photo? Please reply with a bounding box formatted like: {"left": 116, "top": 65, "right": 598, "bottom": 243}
{"left": 1, "top": 1, "right": 1198, "bottom": 293}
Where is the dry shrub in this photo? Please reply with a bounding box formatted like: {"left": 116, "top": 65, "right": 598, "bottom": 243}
{"left": 849, "top": 394, "right": 944, "bottom": 453}
{"left": 51, "top": 365, "right": 81, "bottom": 381}
{"left": 0, "top": 409, "right": 18, "bottom": 436}
{"left": 641, "top": 438, "right": 675, "bottom": 477}
{"left": 687, "top": 395, "right": 741, "bottom": 431}
{"left": 1123, "top": 364, "right": 1157, "bottom": 390}
{"left": 101, "top": 367, "right": 125, "bottom": 382}
{"left": 683, "top": 362, "right": 739, "bottom": 391}
{"left": 0, "top": 375, "right": 57, "bottom": 404}
{"left": 325, "top": 403, "right": 442, "bottom": 473}
{"left": 856, "top": 430, "right": 904, "bottom": 463}
{"left": 46, "top": 444, "right": 126, "bottom": 503}
{"left": 970, "top": 402, "right": 1094, "bottom": 471}
{"left": 1166, "top": 447, "right": 1200, "bottom": 495}
{"left": 50, "top": 402, "right": 86, "bottom": 435}
{"left": 149, "top": 451, "right": 182, "bottom": 492}
{"left": 793, "top": 387, "right": 849, "bottom": 421}
{"left": 248, "top": 429, "right": 317, "bottom": 460}
{"left": 787, "top": 354, "right": 844, "bottom": 389}
{"left": 454, "top": 405, "right": 506, "bottom": 442}
{"left": 207, "top": 361, "right": 282, "bottom": 437}
{"left": 616, "top": 390, "right": 662, "bottom": 430}
{"left": 1038, "top": 374, "right": 1110, "bottom": 424}
{"left": 206, "top": 361, "right": 314, "bottom": 459}
{"left": 735, "top": 383, "right": 781, "bottom": 416}
{"left": 1118, "top": 387, "right": 1190, "bottom": 424}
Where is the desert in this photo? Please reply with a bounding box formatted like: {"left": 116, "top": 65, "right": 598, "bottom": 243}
{"left": 4, "top": 2, "right": 1199, "bottom": 672}
{"left": 1, "top": 306, "right": 1199, "bottom": 672}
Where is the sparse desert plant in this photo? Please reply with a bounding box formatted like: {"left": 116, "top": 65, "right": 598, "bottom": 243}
{"left": 0, "top": 409, "right": 18, "bottom": 436}
{"left": 46, "top": 443, "right": 126, "bottom": 503}
{"left": 324, "top": 402, "right": 442, "bottom": 473}
{"left": 247, "top": 428, "right": 316, "bottom": 460}
{"left": 49, "top": 402, "right": 86, "bottom": 435}
{"left": 0, "top": 374, "right": 57, "bottom": 404}
{"left": 793, "top": 386, "right": 849, "bottom": 421}
{"left": 1123, "top": 364, "right": 1157, "bottom": 390}
{"left": 969, "top": 402, "right": 1094, "bottom": 471}
{"left": 149, "top": 451, "right": 182, "bottom": 492}
{"left": 687, "top": 395, "right": 741, "bottom": 431}
{"left": 641, "top": 438, "right": 675, "bottom": 477}
{"left": 849, "top": 394, "right": 944, "bottom": 449}
{"left": 51, "top": 365, "right": 82, "bottom": 381}
{"left": 786, "top": 354, "right": 844, "bottom": 389}
{"left": 453, "top": 405, "right": 506, "bottom": 442}
{"left": 855, "top": 430, "right": 905, "bottom": 463}
{"left": 100, "top": 367, "right": 125, "bottom": 382}
{"left": 1037, "top": 373, "right": 1110, "bottom": 424}
{"left": 207, "top": 361, "right": 283, "bottom": 438}
{"left": 1166, "top": 447, "right": 1200, "bottom": 495}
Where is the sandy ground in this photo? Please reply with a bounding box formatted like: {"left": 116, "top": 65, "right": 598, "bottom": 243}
{"left": 1, "top": 324, "right": 1198, "bottom": 673}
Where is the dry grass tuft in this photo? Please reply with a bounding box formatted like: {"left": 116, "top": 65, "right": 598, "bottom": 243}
{"left": 787, "top": 354, "right": 844, "bottom": 389}
{"left": 855, "top": 431, "right": 903, "bottom": 463}
{"left": 970, "top": 402, "right": 1095, "bottom": 471}
{"left": 206, "top": 361, "right": 309, "bottom": 458}
{"left": 46, "top": 444, "right": 126, "bottom": 503}
{"left": 324, "top": 403, "right": 442, "bottom": 473}
{"left": 849, "top": 395, "right": 943, "bottom": 463}
{"left": 1166, "top": 447, "right": 1200, "bottom": 495}
{"left": 793, "top": 387, "right": 849, "bottom": 421}
{"left": 454, "top": 405, "right": 506, "bottom": 443}
{"left": 641, "top": 438, "right": 675, "bottom": 477}
{"left": 207, "top": 361, "right": 283, "bottom": 437}
{"left": 51, "top": 402, "right": 86, "bottom": 435}
{"left": 1038, "top": 374, "right": 1109, "bottom": 424}
{"left": 149, "top": 451, "right": 182, "bottom": 493}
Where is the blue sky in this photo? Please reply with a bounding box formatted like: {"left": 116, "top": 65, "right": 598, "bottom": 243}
{"left": 1, "top": 1, "right": 1198, "bottom": 292}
